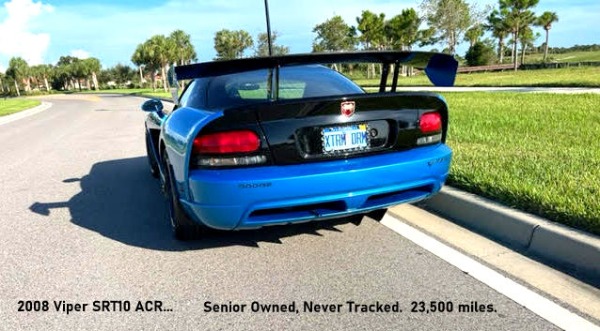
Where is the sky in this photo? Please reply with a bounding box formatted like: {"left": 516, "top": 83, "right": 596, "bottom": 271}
{"left": 0, "top": 0, "right": 598, "bottom": 72}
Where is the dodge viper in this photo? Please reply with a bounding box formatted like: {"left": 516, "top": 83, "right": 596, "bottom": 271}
{"left": 142, "top": 51, "right": 458, "bottom": 240}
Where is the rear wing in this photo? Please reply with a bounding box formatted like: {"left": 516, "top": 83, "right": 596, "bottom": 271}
{"left": 175, "top": 51, "right": 458, "bottom": 91}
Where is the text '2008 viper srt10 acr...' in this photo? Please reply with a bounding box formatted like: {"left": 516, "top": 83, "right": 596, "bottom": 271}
{"left": 142, "top": 51, "right": 458, "bottom": 240}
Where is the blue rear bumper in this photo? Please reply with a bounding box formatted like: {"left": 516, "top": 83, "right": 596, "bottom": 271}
{"left": 181, "top": 144, "right": 452, "bottom": 230}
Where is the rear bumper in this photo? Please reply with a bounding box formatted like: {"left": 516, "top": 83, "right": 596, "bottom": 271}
{"left": 181, "top": 144, "right": 452, "bottom": 230}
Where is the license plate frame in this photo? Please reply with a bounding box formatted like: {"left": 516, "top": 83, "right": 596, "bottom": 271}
{"left": 321, "top": 123, "right": 369, "bottom": 154}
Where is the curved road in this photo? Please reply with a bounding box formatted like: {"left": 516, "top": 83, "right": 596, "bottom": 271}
{"left": 0, "top": 94, "right": 595, "bottom": 330}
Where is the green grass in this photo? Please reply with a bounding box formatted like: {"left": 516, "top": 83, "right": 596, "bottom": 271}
{"left": 81, "top": 88, "right": 171, "bottom": 99}
{"left": 526, "top": 50, "right": 600, "bottom": 63}
{"left": 354, "top": 66, "right": 600, "bottom": 88}
{"left": 0, "top": 99, "right": 41, "bottom": 117}
{"left": 452, "top": 67, "right": 600, "bottom": 87}
{"left": 443, "top": 92, "right": 600, "bottom": 235}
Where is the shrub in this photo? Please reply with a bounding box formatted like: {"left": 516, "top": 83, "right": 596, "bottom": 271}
{"left": 465, "top": 42, "right": 496, "bottom": 66}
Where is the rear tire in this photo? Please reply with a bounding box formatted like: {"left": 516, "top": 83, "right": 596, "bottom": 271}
{"left": 162, "top": 153, "right": 211, "bottom": 240}
{"left": 145, "top": 132, "right": 159, "bottom": 178}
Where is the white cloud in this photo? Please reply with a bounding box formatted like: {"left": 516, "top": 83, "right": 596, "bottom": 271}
{"left": 0, "top": 0, "right": 53, "bottom": 66}
{"left": 70, "top": 49, "right": 90, "bottom": 59}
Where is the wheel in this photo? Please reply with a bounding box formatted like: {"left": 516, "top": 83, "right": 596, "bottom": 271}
{"left": 161, "top": 153, "right": 211, "bottom": 240}
{"left": 145, "top": 131, "right": 159, "bottom": 178}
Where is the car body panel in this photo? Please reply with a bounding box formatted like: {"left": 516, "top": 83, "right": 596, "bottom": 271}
{"left": 182, "top": 144, "right": 451, "bottom": 230}
{"left": 161, "top": 107, "right": 223, "bottom": 200}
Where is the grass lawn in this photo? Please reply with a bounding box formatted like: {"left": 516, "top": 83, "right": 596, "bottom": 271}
{"left": 81, "top": 88, "right": 171, "bottom": 99}
{"left": 354, "top": 66, "right": 600, "bottom": 88}
{"left": 526, "top": 50, "right": 600, "bottom": 63}
{"left": 0, "top": 99, "right": 41, "bottom": 117}
{"left": 443, "top": 92, "right": 600, "bottom": 235}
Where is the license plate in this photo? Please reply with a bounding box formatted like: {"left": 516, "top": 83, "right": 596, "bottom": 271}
{"left": 322, "top": 124, "right": 369, "bottom": 153}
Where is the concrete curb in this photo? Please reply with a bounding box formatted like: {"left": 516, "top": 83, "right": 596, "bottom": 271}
{"left": 0, "top": 101, "right": 52, "bottom": 126}
{"left": 422, "top": 186, "right": 600, "bottom": 284}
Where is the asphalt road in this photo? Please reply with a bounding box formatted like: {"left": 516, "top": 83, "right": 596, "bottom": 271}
{"left": 0, "top": 94, "right": 564, "bottom": 330}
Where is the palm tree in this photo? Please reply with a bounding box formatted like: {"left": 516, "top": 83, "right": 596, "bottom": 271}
{"left": 500, "top": 0, "right": 540, "bottom": 70}
{"left": 0, "top": 72, "right": 5, "bottom": 94}
{"left": 143, "top": 35, "right": 178, "bottom": 92}
{"left": 38, "top": 65, "right": 52, "bottom": 92}
{"left": 536, "top": 11, "right": 559, "bottom": 62}
{"left": 463, "top": 25, "right": 483, "bottom": 48}
{"left": 214, "top": 29, "right": 254, "bottom": 60}
{"left": 169, "top": 30, "right": 197, "bottom": 65}
{"left": 132, "top": 40, "right": 163, "bottom": 91}
{"left": 55, "top": 56, "right": 78, "bottom": 91}
{"left": 145, "top": 35, "right": 173, "bottom": 92}
{"left": 486, "top": 9, "right": 511, "bottom": 63}
{"left": 6, "top": 57, "right": 29, "bottom": 96}
{"left": 30, "top": 64, "right": 53, "bottom": 92}
{"left": 519, "top": 26, "right": 539, "bottom": 65}
{"left": 83, "top": 58, "right": 101, "bottom": 90}
{"left": 132, "top": 43, "right": 151, "bottom": 88}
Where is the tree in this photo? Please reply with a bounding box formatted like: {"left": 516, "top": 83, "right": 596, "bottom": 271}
{"left": 464, "top": 25, "right": 483, "bottom": 47}
{"left": 169, "top": 30, "right": 197, "bottom": 65}
{"left": 112, "top": 64, "right": 136, "bottom": 86}
{"left": 83, "top": 58, "right": 101, "bottom": 90}
{"left": 383, "top": 9, "right": 427, "bottom": 77}
{"left": 132, "top": 42, "right": 156, "bottom": 88}
{"left": 518, "top": 26, "right": 539, "bottom": 64}
{"left": 500, "top": 0, "right": 539, "bottom": 70}
{"left": 214, "top": 29, "right": 253, "bottom": 60}
{"left": 149, "top": 35, "right": 174, "bottom": 92}
{"left": 71, "top": 58, "right": 88, "bottom": 91}
{"left": 420, "top": 0, "right": 474, "bottom": 54}
{"left": 131, "top": 35, "right": 173, "bottom": 91}
{"left": 0, "top": 72, "right": 5, "bottom": 94}
{"left": 30, "top": 64, "right": 52, "bottom": 92}
{"left": 6, "top": 57, "right": 29, "bottom": 96}
{"left": 312, "top": 15, "right": 356, "bottom": 52}
{"left": 486, "top": 8, "right": 511, "bottom": 63}
{"left": 254, "top": 31, "right": 290, "bottom": 57}
{"left": 53, "top": 56, "right": 80, "bottom": 90}
{"left": 536, "top": 11, "right": 559, "bottom": 62}
{"left": 356, "top": 10, "right": 386, "bottom": 50}
{"left": 355, "top": 10, "right": 386, "bottom": 78}
{"left": 465, "top": 40, "right": 496, "bottom": 66}
{"left": 384, "top": 8, "right": 423, "bottom": 50}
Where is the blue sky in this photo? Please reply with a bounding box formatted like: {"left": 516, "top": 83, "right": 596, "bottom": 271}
{"left": 0, "top": 0, "right": 598, "bottom": 72}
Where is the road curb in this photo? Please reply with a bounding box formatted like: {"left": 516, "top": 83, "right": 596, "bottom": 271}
{"left": 421, "top": 186, "right": 600, "bottom": 284}
{"left": 0, "top": 101, "right": 52, "bottom": 126}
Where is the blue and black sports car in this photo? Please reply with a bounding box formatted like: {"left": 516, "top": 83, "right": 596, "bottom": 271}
{"left": 142, "top": 51, "right": 458, "bottom": 240}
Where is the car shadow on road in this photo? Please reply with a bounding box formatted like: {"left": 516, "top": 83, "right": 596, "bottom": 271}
{"left": 29, "top": 156, "right": 355, "bottom": 251}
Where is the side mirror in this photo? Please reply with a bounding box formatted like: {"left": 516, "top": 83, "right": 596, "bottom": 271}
{"left": 141, "top": 99, "right": 164, "bottom": 112}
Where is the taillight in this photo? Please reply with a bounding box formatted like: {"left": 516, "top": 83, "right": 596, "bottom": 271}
{"left": 417, "top": 111, "right": 443, "bottom": 146}
{"left": 192, "top": 130, "right": 266, "bottom": 167}
{"left": 419, "top": 112, "right": 442, "bottom": 133}
{"left": 193, "top": 130, "right": 260, "bottom": 154}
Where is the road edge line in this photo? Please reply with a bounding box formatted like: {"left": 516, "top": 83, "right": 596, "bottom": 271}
{"left": 380, "top": 213, "right": 600, "bottom": 331}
